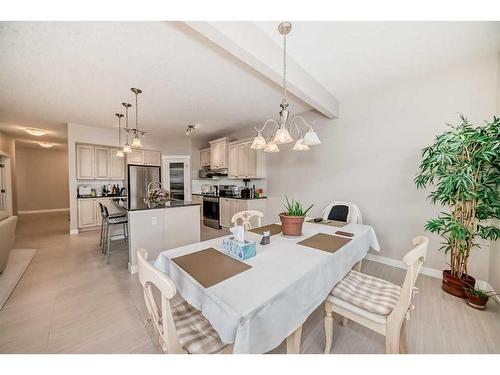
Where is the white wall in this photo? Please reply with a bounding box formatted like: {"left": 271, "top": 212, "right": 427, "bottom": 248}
{"left": 16, "top": 146, "right": 69, "bottom": 212}
{"left": 263, "top": 55, "right": 498, "bottom": 281}
{"left": 67, "top": 123, "right": 192, "bottom": 233}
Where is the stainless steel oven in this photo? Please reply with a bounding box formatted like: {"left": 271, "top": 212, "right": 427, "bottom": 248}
{"left": 202, "top": 195, "right": 220, "bottom": 229}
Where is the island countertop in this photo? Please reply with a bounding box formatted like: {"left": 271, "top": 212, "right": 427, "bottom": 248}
{"left": 112, "top": 198, "right": 200, "bottom": 212}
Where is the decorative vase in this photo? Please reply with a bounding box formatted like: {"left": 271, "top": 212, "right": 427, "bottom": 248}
{"left": 464, "top": 288, "right": 489, "bottom": 310}
{"left": 279, "top": 213, "right": 305, "bottom": 237}
{"left": 442, "top": 270, "right": 476, "bottom": 298}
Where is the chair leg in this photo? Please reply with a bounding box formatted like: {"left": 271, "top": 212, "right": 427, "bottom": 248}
{"left": 324, "top": 301, "right": 334, "bottom": 354}
{"left": 286, "top": 324, "right": 302, "bottom": 354}
{"left": 106, "top": 225, "right": 112, "bottom": 264}
{"left": 353, "top": 259, "right": 363, "bottom": 272}
{"left": 101, "top": 221, "right": 107, "bottom": 255}
{"left": 385, "top": 322, "right": 402, "bottom": 354}
{"left": 99, "top": 219, "right": 104, "bottom": 247}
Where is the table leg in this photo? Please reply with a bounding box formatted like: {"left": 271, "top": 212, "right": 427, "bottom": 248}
{"left": 286, "top": 324, "right": 303, "bottom": 354}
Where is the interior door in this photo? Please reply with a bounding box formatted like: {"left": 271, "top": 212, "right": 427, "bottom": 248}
{"left": 163, "top": 156, "right": 191, "bottom": 201}
{"left": 0, "top": 157, "right": 6, "bottom": 212}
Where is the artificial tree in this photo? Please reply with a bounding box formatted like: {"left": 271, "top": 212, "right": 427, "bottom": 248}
{"left": 415, "top": 115, "right": 499, "bottom": 285}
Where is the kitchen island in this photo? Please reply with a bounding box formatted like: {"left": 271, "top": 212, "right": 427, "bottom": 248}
{"left": 113, "top": 198, "right": 201, "bottom": 274}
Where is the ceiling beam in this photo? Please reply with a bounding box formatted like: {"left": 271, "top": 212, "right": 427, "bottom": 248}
{"left": 184, "top": 22, "right": 339, "bottom": 119}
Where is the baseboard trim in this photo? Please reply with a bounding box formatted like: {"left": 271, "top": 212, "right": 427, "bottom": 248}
{"left": 18, "top": 208, "right": 70, "bottom": 214}
{"left": 69, "top": 228, "right": 79, "bottom": 235}
{"left": 365, "top": 253, "right": 498, "bottom": 302}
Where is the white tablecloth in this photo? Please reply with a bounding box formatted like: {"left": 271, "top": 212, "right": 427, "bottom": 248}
{"left": 154, "top": 221, "right": 379, "bottom": 353}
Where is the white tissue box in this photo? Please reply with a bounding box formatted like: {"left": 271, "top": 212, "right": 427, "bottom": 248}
{"left": 222, "top": 237, "right": 256, "bottom": 260}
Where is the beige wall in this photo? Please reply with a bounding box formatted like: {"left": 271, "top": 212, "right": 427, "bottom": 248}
{"left": 16, "top": 146, "right": 69, "bottom": 212}
{"left": 488, "top": 52, "right": 500, "bottom": 292}
{"left": 262, "top": 55, "right": 498, "bottom": 282}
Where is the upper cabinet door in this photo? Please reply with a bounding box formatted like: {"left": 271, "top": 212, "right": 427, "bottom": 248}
{"left": 228, "top": 144, "right": 238, "bottom": 178}
{"left": 210, "top": 138, "right": 228, "bottom": 170}
{"left": 237, "top": 143, "right": 248, "bottom": 178}
{"left": 76, "top": 144, "right": 95, "bottom": 179}
{"left": 143, "top": 150, "right": 161, "bottom": 166}
{"left": 109, "top": 149, "right": 125, "bottom": 179}
{"left": 94, "top": 147, "right": 110, "bottom": 179}
{"left": 246, "top": 142, "right": 257, "bottom": 178}
{"left": 200, "top": 149, "right": 211, "bottom": 167}
{"left": 127, "top": 149, "right": 144, "bottom": 164}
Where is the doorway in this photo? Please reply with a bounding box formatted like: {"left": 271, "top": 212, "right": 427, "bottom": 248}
{"left": 0, "top": 154, "right": 13, "bottom": 216}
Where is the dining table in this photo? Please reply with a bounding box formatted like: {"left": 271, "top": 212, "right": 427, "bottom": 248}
{"left": 153, "top": 220, "right": 380, "bottom": 354}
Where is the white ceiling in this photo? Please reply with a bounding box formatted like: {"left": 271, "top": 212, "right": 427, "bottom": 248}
{"left": 255, "top": 21, "right": 500, "bottom": 100}
{"left": 1, "top": 21, "right": 499, "bottom": 144}
{"left": 0, "top": 21, "right": 310, "bottom": 143}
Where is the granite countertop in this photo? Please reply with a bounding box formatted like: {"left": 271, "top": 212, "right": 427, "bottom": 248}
{"left": 112, "top": 198, "right": 200, "bottom": 211}
{"left": 78, "top": 195, "right": 126, "bottom": 199}
{"left": 192, "top": 193, "right": 267, "bottom": 200}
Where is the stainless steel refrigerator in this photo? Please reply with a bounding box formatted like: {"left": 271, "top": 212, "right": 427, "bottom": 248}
{"left": 127, "top": 165, "right": 161, "bottom": 208}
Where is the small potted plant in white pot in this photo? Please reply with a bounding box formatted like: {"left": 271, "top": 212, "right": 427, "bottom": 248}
{"left": 279, "top": 196, "right": 314, "bottom": 237}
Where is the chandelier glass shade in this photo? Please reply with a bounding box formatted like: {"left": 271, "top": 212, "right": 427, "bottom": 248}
{"left": 250, "top": 131, "right": 267, "bottom": 150}
{"left": 250, "top": 22, "right": 321, "bottom": 153}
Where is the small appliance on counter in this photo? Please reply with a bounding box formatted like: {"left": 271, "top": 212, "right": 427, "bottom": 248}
{"left": 200, "top": 184, "right": 213, "bottom": 195}
{"left": 218, "top": 185, "right": 237, "bottom": 198}
{"left": 78, "top": 185, "right": 92, "bottom": 197}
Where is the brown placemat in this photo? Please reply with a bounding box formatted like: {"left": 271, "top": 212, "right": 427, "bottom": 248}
{"left": 249, "top": 224, "right": 282, "bottom": 236}
{"left": 172, "top": 248, "right": 251, "bottom": 288}
{"left": 298, "top": 233, "right": 351, "bottom": 253}
{"left": 335, "top": 230, "right": 354, "bottom": 237}
{"left": 307, "top": 219, "right": 347, "bottom": 228}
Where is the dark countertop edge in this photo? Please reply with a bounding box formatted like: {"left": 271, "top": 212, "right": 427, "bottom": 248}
{"left": 111, "top": 199, "right": 200, "bottom": 212}
{"left": 77, "top": 196, "right": 127, "bottom": 199}
{"left": 192, "top": 193, "right": 267, "bottom": 200}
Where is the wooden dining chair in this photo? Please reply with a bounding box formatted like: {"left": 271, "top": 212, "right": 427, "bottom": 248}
{"left": 322, "top": 201, "right": 363, "bottom": 224}
{"left": 324, "top": 236, "right": 428, "bottom": 354}
{"left": 137, "top": 249, "right": 233, "bottom": 354}
{"left": 231, "top": 210, "right": 264, "bottom": 230}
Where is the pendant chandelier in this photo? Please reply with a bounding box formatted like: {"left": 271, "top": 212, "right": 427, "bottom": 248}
{"left": 121, "top": 102, "right": 132, "bottom": 153}
{"left": 115, "top": 113, "right": 125, "bottom": 157}
{"left": 251, "top": 22, "right": 321, "bottom": 152}
{"left": 117, "top": 87, "right": 146, "bottom": 154}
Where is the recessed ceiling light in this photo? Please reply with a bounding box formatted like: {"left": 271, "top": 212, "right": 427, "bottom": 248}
{"left": 25, "top": 127, "right": 48, "bottom": 136}
{"left": 186, "top": 124, "right": 196, "bottom": 136}
{"left": 38, "top": 142, "right": 55, "bottom": 148}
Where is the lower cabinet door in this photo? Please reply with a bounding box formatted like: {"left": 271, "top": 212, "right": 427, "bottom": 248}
{"left": 78, "top": 199, "right": 97, "bottom": 228}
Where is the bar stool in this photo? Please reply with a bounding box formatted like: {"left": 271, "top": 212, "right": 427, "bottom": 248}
{"left": 101, "top": 205, "right": 128, "bottom": 264}
{"left": 99, "top": 202, "right": 126, "bottom": 255}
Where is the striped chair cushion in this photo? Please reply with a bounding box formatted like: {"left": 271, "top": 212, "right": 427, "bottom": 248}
{"left": 331, "top": 270, "right": 401, "bottom": 315}
{"left": 171, "top": 299, "right": 226, "bottom": 354}
{"left": 107, "top": 216, "right": 127, "bottom": 224}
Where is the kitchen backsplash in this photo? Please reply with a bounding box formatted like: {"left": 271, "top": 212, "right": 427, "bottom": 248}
{"left": 192, "top": 178, "right": 267, "bottom": 195}
{"left": 77, "top": 180, "right": 126, "bottom": 196}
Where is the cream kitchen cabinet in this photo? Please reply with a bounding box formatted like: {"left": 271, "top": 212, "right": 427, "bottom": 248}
{"left": 210, "top": 137, "right": 229, "bottom": 170}
{"left": 109, "top": 148, "right": 125, "bottom": 179}
{"left": 78, "top": 199, "right": 97, "bottom": 228}
{"left": 76, "top": 144, "right": 125, "bottom": 180}
{"left": 144, "top": 150, "right": 162, "bottom": 166}
{"left": 94, "top": 147, "right": 110, "bottom": 179}
{"left": 219, "top": 198, "right": 267, "bottom": 229}
{"left": 76, "top": 144, "right": 95, "bottom": 179}
{"left": 227, "top": 140, "right": 264, "bottom": 179}
{"left": 78, "top": 197, "right": 125, "bottom": 229}
{"left": 191, "top": 194, "right": 204, "bottom": 220}
{"left": 127, "top": 149, "right": 144, "bottom": 164}
{"left": 200, "top": 148, "right": 211, "bottom": 167}
{"left": 127, "top": 149, "right": 161, "bottom": 166}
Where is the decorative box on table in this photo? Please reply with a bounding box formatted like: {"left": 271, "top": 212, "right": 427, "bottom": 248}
{"left": 222, "top": 237, "right": 256, "bottom": 260}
